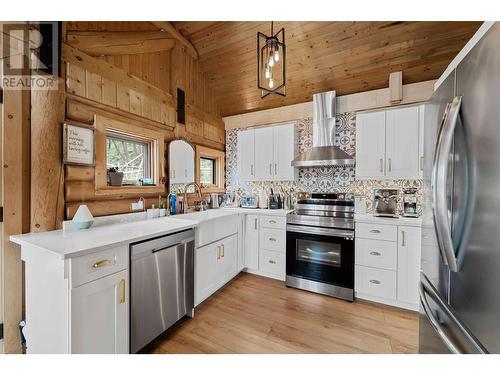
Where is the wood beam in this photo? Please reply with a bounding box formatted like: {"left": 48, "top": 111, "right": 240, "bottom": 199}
{"left": 2, "top": 82, "right": 31, "bottom": 354}
{"left": 150, "top": 21, "right": 198, "bottom": 60}
{"left": 62, "top": 43, "right": 174, "bottom": 107}
{"left": 66, "top": 31, "right": 175, "bottom": 56}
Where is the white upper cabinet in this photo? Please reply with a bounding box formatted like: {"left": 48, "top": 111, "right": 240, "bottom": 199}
{"left": 273, "top": 124, "right": 296, "bottom": 180}
{"left": 386, "top": 106, "right": 420, "bottom": 178}
{"left": 356, "top": 110, "right": 386, "bottom": 179}
{"left": 254, "top": 127, "right": 275, "bottom": 180}
{"left": 237, "top": 129, "right": 255, "bottom": 181}
{"left": 356, "top": 105, "right": 423, "bottom": 180}
{"left": 169, "top": 140, "right": 195, "bottom": 183}
{"left": 237, "top": 123, "right": 296, "bottom": 182}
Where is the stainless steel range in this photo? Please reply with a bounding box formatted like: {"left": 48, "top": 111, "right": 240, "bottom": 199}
{"left": 286, "top": 193, "right": 355, "bottom": 301}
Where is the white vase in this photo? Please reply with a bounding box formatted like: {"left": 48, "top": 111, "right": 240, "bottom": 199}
{"left": 72, "top": 204, "right": 94, "bottom": 229}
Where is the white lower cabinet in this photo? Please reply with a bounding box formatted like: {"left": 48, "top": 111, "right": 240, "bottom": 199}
{"left": 195, "top": 233, "right": 238, "bottom": 306}
{"left": 244, "top": 214, "right": 260, "bottom": 269}
{"left": 355, "top": 221, "right": 421, "bottom": 310}
{"left": 397, "top": 226, "right": 421, "bottom": 305}
{"left": 71, "top": 269, "right": 129, "bottom": 354}
{"left": 259, "top": 249, "right": 285, "bottom": 278}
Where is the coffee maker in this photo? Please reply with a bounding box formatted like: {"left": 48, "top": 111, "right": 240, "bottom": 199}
{"left": 373, "top": 189, "right": 399, "bottom": 218}
{"left": 402, "top": 188, "right": 418, "bottom": 217}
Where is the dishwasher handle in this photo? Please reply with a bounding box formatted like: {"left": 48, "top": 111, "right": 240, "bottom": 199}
{"left": 152, "top": 243, "right": 182, "bottom": 253}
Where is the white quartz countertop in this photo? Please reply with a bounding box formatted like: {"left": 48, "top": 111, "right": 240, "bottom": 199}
{"left": 10, "top": 207, "right": 291, "bottom": 260}
{"left": 355, "top": 213, "right": 422, "bottom": 227}
{"left": 10, "top": 216, "right": 199, "bottom": 260}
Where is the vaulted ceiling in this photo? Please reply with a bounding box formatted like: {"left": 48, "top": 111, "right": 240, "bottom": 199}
{"left": 171, "top": 21, "right": 482, "bottom": 117}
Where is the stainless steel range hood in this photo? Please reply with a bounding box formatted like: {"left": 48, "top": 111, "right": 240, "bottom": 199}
{"left": 291, "top": 91, "right": 355, "bottom": 167}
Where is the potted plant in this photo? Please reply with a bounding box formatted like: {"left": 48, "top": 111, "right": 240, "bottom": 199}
{"left": 107, "top": 166, "right": 124, "bottom": 186}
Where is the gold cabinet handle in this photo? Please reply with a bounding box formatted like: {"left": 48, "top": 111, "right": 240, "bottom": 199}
{"left": 379, "top": 158, "right": 383, "bottom": 172}
{"left": 217, "top": 245, "right": 221, "bottom": 260}
{"left": 275, "top": 164, "right": 277, "bottom": 175}
{"left": 401, "top": 230, "right": 406, "bottom": 247}
{"left": 93, "top": 259, "right": 110, "bottom": 269}
{"left": 370, "top": 229, "right": 381, "bottom": 234}
{"left": 120, "top": 279, "right": 126, "bottom": 304}
{"left": 269, "top": 220, "right": 276, "bottom": 224}
{"left": 268, "top": 260, "right": 276, "bottom": 264}
{"left": 369, "top": 279, "right": 381, "bottom": 285}
{"left": 221, "top": 244, "right": 225, "bottom": 258}
{"left": 388, "top": 158, "right": 392, "bottom": 172}
{"left": 420, "top": 156, "right": 424, "bottom": 171}
{"left": 369, "top": 251, "right": 381, "bottom": 256}
{"left": 269, "top": 238, "right": 277, "bottom": 242}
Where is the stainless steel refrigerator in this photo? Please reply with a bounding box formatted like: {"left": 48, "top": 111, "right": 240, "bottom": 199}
{"left": 419, "top": 22, "right": 500, "bottom": 354}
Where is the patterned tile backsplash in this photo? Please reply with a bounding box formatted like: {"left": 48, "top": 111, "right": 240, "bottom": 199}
{"left": 225, "top": 112, "right": 423, "bottom": 215}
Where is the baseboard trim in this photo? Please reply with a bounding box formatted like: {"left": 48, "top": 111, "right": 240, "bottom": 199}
{"left": 355, "top": 292, "right": 419, "bottom": 312}
{"left": 243, "top": 268, "right": 285, "bottom": 282}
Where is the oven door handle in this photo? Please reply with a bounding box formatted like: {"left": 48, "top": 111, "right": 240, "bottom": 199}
{"left": 286, "top": 224, "right": 354, "bottom": 239}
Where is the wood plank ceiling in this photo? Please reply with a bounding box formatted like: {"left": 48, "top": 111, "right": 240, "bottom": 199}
{"left": 171, "top": 21, "right": 482, "bottom": 117}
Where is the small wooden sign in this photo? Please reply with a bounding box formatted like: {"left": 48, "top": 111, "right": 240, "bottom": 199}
{"left": 63, "top": 122, "right": 96, "bottom": 166}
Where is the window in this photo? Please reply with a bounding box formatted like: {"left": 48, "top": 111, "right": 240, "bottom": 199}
{"left": 200, "top": 157, "right": 216, "bottom": 185}
{"left": 106, "top": 133, "right": 151, "bottom": 185}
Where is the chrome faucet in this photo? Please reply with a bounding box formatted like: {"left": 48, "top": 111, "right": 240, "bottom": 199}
{"left": 183, "top": 182, "right": 203, "bottom": 213}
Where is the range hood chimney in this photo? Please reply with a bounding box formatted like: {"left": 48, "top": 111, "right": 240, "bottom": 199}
{"left": 291, "top": 91, "right": 355, "bottom": 167}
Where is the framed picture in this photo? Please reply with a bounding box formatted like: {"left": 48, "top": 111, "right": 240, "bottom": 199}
{"left": 63, "top": 122, "right": 96, "bottom": 166}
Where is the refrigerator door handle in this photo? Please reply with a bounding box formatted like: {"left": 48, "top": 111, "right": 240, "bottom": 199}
{"left": 432, "top": 96, "right": 462, "bottom": 272}
{"left": 419, "top": 274, "right": 487, "bottom": 354}
{"left": 419, "top": 280, "right": 461, "bottom": 354}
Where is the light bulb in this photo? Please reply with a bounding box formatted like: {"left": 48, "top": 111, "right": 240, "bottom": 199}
{"left": 269, "top": 56, "right": 274, "bottom": 67}
{"left": 269, "top": 78, "right": 274, "bottom": 89}
{"left": 265, "top": 69, "right": 270, "bottom": 79}
{"left": 274, "top": 50, "right": 279, "bottom": 62}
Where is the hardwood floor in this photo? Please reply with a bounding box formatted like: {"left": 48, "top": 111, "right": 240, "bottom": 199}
{"left": 143, "top": 273, "right": 419, "bottom": 354}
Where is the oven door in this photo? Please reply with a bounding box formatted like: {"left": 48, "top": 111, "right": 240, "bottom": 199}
{"left": 286, "top": 225, "right": 354, "bottom": 290}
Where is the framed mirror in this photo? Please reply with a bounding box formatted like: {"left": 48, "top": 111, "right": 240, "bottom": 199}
{"left": 168, "top": 139, "right": 195, "bottom": 193}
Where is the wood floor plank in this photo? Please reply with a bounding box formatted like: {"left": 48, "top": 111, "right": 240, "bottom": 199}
{"left": 144, "top": 273, "right": 419, "bottom": 354}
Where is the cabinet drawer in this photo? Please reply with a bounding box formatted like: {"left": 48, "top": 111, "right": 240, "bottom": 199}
{"left": 355, "top": 265, "right": 396, "bottom": 300}
{"left": 356, "top": 222, "right": 397, "bottom": 241}
{"left": 355, "top": 238, "right": 397, "bottom": 270}
{"left": 259, "top": 249, "right": 285, "bottom": 277}
{"left": 259, "top": 228, "right": 286, "bottom": 253}
{"left": 260, "top": 215, "right": 286, "bottom": 230}
{"left": 70, "top": 245, "right": 129, "bottom": 288}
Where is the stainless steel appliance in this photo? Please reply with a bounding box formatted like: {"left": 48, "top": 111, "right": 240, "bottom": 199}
{"left": 419, "top": 22, "right": 499, "bottom": 354}
{"left": 286, "top": 193, "right": 355, "bottom": 301}
{"left": 130, "top": 229, "right": 195, "bottom": 353}
{"left": 240, "top": 195, "right": 258, "bottom": 208}
{"left": 402, "top": 188, "right": 418, "bottom": 217}
{"left": 373, "top": 189, "right": 398, "bottom": 218}
{"left": 291, "top": 91, "right": 355, "bottom": 167}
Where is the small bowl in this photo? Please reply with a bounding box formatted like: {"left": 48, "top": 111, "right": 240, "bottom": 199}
{"left": 72, "top": 220, "right": 94, "bottom": 230}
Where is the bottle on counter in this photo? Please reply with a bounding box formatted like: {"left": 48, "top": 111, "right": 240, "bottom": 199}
{"left": 169, "top": 194, "right": 177, "bottom": 215}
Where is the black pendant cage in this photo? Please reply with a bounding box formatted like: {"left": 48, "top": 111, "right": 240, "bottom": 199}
{"left": 257, "top": 22, "right": 286, "bottom": 98}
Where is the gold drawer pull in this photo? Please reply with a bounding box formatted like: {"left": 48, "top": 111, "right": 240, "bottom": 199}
{"left": 370, "top": 229, "right": 381, "bottom": 234}
{"left": 120, "top": 279, "right": 126, "bottom": 304}
{"left": 221, "top": 244, "right": 225, "bottom": 258}
{"left": 370, "top": 251, "right": 381, "bottom": 256}
{"left": 92, "top": 259, "right": 110, "bottom": 269}
{"left": 369, "top": 279, "right": 381, "bottom": 285}
{"left": 268, "top": 260, "right": 276, "bottom": 264}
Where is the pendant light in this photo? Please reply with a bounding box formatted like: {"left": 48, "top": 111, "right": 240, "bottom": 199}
{"left": 257, "top": 21, "right": 286, "bottom": 98}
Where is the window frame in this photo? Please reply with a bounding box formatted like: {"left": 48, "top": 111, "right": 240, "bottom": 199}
{"left": 94, "top": 114, "right": 165, "bottom": 196}
{"left": 195, "top": 145, "right": 225, "bottom": 193}
{"left": 106, "top": 131, "right": 152, "bottom": 185}
{"left": 199, "top": 156, "right": 216, "bottom": 185}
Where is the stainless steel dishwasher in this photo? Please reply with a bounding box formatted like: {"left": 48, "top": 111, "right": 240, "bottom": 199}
{"left": 130, "top": 229, "right": 195, "bottom": 353}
